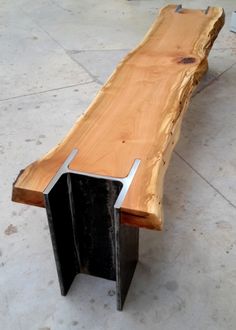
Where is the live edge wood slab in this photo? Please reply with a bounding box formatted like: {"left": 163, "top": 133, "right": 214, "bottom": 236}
{"left": 12, "top": 5, "right": 224, "bottom": 230}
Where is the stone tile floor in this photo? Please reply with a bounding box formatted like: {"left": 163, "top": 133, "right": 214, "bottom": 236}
{"left": 0, "top": 1, "right": 236, "bottom": 329}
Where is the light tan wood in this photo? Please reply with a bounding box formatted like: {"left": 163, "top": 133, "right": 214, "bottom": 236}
{"left": 12, "top": 5, "right": 224, "bottom": 230}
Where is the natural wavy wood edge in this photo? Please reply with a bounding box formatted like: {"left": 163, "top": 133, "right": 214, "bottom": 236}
{"left": 12, "top": 5, "right": 225, "bottom": 230}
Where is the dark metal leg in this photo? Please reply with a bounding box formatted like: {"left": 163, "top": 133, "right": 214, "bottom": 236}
{"left": 44, "top": 170, "right": 139, "bottom": 310}
{"left": 115, "top": 209, "right": 139, "bottom": 310}
{"left": 44, "top": 173, "right": 79, "bottom": 295}
{"left": 67, "top": 173, "right": 122, "bottom": 280}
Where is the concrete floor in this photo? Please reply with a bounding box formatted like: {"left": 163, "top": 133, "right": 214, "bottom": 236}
{"left": 0, "top": 0, "right": 236, "bottom": 329}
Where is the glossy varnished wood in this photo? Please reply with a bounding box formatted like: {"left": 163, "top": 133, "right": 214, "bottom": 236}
{"left": 12, "top": 5, "right": 224, "bottom": 229}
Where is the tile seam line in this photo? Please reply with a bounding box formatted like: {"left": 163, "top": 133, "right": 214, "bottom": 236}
{"left": 212, "top": 47, "right": 236, "bottom": 50}
{"left": 67, "top": 48, "right": 131, "bottom": 53}
{"left": 43, "top": 27, "right": 103, "bottom": 85}
{"left": 66, "top": 54, "right": 103, "bottom": 85}
{"left": 193, "top": 61, "right": 236, "bottom": 97}
{"left": 18, "top": 9, "right": 99, "bottom": 85}
{"left": 0, "top": 81, "right": 94, "bottom": 102}
{"left": 174, "top": 151, "right": 236, "bottom": 210}
{"left": 22, "top": 9, "right": 103, "bottom": 86}
{"left": 50, "top": 0, "right": 72, "bottom": 13}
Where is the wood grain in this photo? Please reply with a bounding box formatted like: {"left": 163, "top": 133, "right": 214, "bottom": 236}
{"left": 12, "top": 5, "right": 224, "bottom": 230}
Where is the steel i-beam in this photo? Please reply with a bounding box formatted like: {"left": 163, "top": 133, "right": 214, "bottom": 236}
{"left": 43, "top": 149, "right": 140, "bottom": 310}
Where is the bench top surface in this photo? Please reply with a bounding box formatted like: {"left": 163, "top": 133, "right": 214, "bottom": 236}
{"left": 12, "top": 5, "right": 224, "bottom": 229}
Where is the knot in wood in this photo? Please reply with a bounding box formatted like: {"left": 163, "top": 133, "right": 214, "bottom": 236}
{"left": 178, "top": 57, "right": 196, "bottom": 64}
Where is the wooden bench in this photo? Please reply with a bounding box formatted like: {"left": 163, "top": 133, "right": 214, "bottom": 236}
{"left": 12, "top": 5, "right": 224, "bottom": 310}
